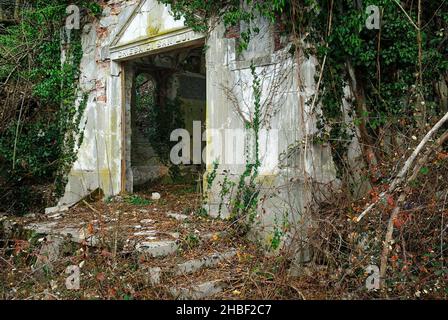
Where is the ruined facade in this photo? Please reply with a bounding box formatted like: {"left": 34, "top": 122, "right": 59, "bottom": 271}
{"left": 56, "top": 0, "right": 343, "bottom": 246}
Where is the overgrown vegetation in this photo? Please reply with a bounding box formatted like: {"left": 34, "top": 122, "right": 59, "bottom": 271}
{"left": 230, "top": 64, "right": 262, "bottom": 231}
{"left": 134, "top": 73, "right": 185, "bottom": 165}
{"left": 162, "top": 0, "right": 448, "bottom": 298}
{"left": 0, "top": 0, "right": 447, "bottom": 300}
{"left": 0, "top": 0, "right": 101, "bottom": 214}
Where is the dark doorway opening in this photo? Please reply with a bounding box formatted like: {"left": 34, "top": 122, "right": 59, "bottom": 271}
{"left": 130, "top": 45, "right": 206, "bottom": 191}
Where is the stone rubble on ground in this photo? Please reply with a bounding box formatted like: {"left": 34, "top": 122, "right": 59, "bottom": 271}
{"left": 173, "top": 250, "right": 236, "bottom": 275}
{"left": 166, "top": 212, "right": 189, "bottom": 221}
{"left": 170, "top": 280, "right": 225, "bottom": 300}
{"left": 145, "top": 249, "right": 236, "bottom": 286}
{"left": 33, "top": 235, "right": 64, "bottom": 272}
{"left": 135, "top": 240, "right": 179, "bottom": 257}
{"left": 45, "top": 205, "right": 70, "bottom": 215}
{"left": 24, "top": 222, "right": 99, "bottom": 246}
{"left": 147, "top": 267, "right": 162, "bottom": 286}
{"left": 151, "top": 193, "right": 161, "bottom": 200}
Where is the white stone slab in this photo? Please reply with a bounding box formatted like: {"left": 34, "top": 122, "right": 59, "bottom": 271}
{"left": 170, "top": 280, "right": 224, "bottom": 300}
{"left": 135, "top": 240, "right": 179, "bottom": 257}
{"left": 174, "top": 250, "right": 236, "bottom": 275}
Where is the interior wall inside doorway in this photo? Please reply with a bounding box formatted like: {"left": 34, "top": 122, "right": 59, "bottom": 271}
{"left": 130, "top": 45, "right": 206, "bottom": 189}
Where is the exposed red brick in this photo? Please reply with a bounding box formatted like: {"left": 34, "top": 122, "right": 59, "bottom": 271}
{"left": 111, "top": 6, "right": 121, "bottom": 15}
{"left": 225, "top": 25, "right": 240, "bottom": 39}
{"left": 96, "top": 80, "right": 104, "bottom": 90}
{"left": 96, "top": 27, "right": 109, "bottom": 39}
{"left": 274, "top": 18, "right": 287, "bottom": 51}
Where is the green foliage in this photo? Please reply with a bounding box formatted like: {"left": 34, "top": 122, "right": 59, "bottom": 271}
{"left": 195, "top": 207, "right": 209, "bottom": 218}
{"left": 0, "top": 1, "right": 99, "bottom": 214}
{"left": 183, "top": 232, "right": 201, "bottom": 249}
{"left": 419, "top": 166, "right": 429, "bottom": 175}
{"left": 231, "top": 64, "right": 262, "bottom": 228}
{"left": 307, "top": 0, "right": 448, "bottom": 176}
{"left": 217, "top": 172, "right": 235, "bottom": 218}
{"left": 196, "top": 160, "right": 219, "bottom": 218}
{"left": 125, "top": 194, "right": 152, "bottom": 206}
{"left": 270, "top": 227, "right": 282, "bottom": 251}
{"left": 134, "top": 74, "right": 184, "bottom": 164}
{"left": 207, "top": 160, "right": 219, "bottom": 190}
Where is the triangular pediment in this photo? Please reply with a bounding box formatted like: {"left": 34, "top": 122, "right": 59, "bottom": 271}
{"left": 111, "top": 0, "right": 188, "bottom": 48}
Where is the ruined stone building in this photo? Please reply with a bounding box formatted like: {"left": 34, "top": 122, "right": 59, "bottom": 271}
{"left": 57, "top": 0, "right": 346, "bottom": 245}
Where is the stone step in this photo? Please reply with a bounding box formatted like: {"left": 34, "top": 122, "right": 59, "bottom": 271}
{"left": 135, "top": 240, "right": 180, "bottom": 258}
{"left": 24, "top": 221, "right": 99, "bottom": 246}
{"left": 174, "top": 249, "right": 236, "bottom": 275}
{"left": 170, "top": 280, "right": 227, "bottom": 300}
{"left": 166, "top": 212, "right": 189, "bottom": 221}
{"left": 165, "top": 257, "right": 235, "bottom": 299}
{"left": 145, "top": 249, "right": 237, "bottom": 285}
{"left": 135, "top": 229, "right": 230, "bottom": 260}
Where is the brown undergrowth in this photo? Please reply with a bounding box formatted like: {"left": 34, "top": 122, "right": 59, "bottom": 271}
{"left": 0, "top": 183, "right": 303, "bottom": 300}
{"left": 1, "top": 164, "right": 447, "bottom": 300}
{"left": 299, "top": 151, "right": 448, "bottom": 299}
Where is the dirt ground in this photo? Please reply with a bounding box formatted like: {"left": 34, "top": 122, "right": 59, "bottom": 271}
{"left": 2, "top": 182, "right": 445, "bottom": 300}
{"left": 0, "top": 183, "right": 311, "bottom": 300}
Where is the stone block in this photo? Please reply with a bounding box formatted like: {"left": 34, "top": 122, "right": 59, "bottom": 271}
{"left": 173, "top": 250, "right": 236, "bottom": 275}
{"left": 170, "top": 280, "right": 224, "bottom": 300}
{"left": 135, "top": 240, "right": 179, "bottom": 257}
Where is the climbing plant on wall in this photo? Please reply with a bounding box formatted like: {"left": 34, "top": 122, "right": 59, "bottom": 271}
{"left": 230, "top": 64, "right": 262, "bottom": 231}
{"left": 160, "top": 0, "right": 448, "bottom": 179}
{"left": 159, "top": 0, "right": 448, "bottom": 295}
{"left": 0, "top": 0, "right": 101, "bottom": 214}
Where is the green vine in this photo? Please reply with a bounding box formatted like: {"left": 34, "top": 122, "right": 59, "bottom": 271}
{"left": 230, "top": 63, "right": 262, "bottom": 229}
{"left": 134, "top": 74, "right": 185, "bottom": 165}
{"left": 0, "top": 1, "right": 100, "bottom": 214}
{"left": 160, "top": 0, "right": 448, "bottom": 179}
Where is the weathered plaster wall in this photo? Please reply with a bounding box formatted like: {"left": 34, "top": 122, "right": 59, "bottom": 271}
{"left": 116, "top": 0, "right": 185, "bottom": 46}
{"left": 204, "top": 21, "right": 338, "bottom": 248}
{"left": 58, "top": 0, "right": 139, "bottom": 207}
{"left": 58, "top": 0, "right": 339, "bottom": 252}
{"left": 58, "top": 0, "right": 203, "bottom": 205}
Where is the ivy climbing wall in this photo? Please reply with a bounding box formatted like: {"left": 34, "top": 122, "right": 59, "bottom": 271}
{"left": 59, "top": 0, "right": 341, "bottom": 249}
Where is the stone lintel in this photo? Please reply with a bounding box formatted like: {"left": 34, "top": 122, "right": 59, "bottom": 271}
{"left": 110, "top": 29, "right": 205, "bottom": 61}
